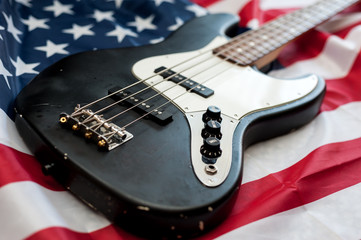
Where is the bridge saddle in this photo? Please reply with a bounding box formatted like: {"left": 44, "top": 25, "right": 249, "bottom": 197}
{"left": 59, "top": 106, "right": 133, "bottom": 151}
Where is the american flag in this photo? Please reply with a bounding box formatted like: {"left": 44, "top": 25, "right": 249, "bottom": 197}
{"left": 1, "top": 0, "right": 361, "bottom": 239}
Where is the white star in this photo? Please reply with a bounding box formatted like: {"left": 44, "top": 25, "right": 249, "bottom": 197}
{"left": 0, "top": 26, "right": 4, "bottom": 40}
{"left": 35, "top": 40, "right": 69, "bottom": 58}
{"left": 22, "top": 16, "right": 49, "bottom": 31}
{"left": 154, "top": 0, "right": 174, "bottom": 7}
{"left": 167, "top": 17, "right": 183, "bottom": 31}
{"left": 106, "top": 25, "right": 137, "bottom": 43}
{"left": 10, "top": 57, "right": 39, "bottom": 76}
{"left": 0, "top": 59, "right": 12, "bottom": 89}
{"left": 63, "top": 24, "right": 94, "bottom": 40}
{"left": 15, "top": 0, "right": 32, "bottom": 7}
{"left": 127, "top": 15, "right": 157, "bottom": 32}
{"left": 150, "top": 37, "right": 164, "bottom": 44}
{"left": 91, "top": 9, "right": 115, "bottom": 22}
{"left": 107, "top": 0, "right": 123, "bottom": 8}
{"left": 44, "top": 0, "right": 74, "bottom": 17}
{"left": 186, "top": 4, "right": 207, "bottom": 17}
{"left": 2, "top": 13, "right": 22, "bottom": 43}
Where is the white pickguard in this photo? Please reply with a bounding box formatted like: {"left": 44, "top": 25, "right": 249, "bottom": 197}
{"left": 132, "top": 36, "right": 318, "bottom": 187}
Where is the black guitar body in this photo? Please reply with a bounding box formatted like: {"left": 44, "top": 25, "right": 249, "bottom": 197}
{"left": 14, "top": 14, "right": 325, "bottom": 239}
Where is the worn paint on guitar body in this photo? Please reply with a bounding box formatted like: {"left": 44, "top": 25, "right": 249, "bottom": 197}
{"left": 14, "top": 14, "right": 325, "bottom": 238}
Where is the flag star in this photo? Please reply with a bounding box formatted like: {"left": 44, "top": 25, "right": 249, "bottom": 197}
{"left": 167, "top": 17, "right": 183, "bottom": 31}
{"left": 91, "top": 9, "right": 115, "bottom": 22}
{"left": 10, "top": 57, "right": 39, "bottom": 76}
{"left": 2, "top": 13, "right": 22, "bottom": 43}
{"left": 22, "top": 16, "right": 49, "bottom": 31}
{"left": 0, "top": 59, "right": 12, "bottom": 89}
{"left": 150, "top": 37, "right": 164, "bottom": 44}
{"left": 0, "top": 26, "right": 4, "bottom": 40}
{"left": 127, "top": 15, "right": 157, "bottom": 32}
{"left": 44, "top": 0, "right": 74, "bottom": 17}
{"left": 154, "top": 0, "right": 174, "bottom": 7}
{"left": 15, "top": 0, "right": 32, "bottom": 7}
{"left": 63, "top": 24, "right": 94, "bottom": 40}
{"left": 107, "top": 0, "right": 123, "bottom": 8}
{"left": 35, "top": 40, "right": 69, "bottom": 58}
{"left": 106, "top": 25, "right": 138, "bottom": 43}
{"left": 186, "top": 4, "right": 207, "bottom": 17}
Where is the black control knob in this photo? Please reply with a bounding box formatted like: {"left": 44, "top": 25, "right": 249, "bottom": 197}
{"left": 201, "top": 120, "right": 222, "bottom": 139}
{"left": 202, "top": 106, "right": 222, "bottom": 123}
{"left": 200, "top": 137, "right": 222, "bottom": 160}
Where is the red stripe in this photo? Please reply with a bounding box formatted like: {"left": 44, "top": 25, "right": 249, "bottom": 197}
{"left": 238, "top": 3, "right": 361, "bottom": 68}
{"left": 0, "top": 144, "right": 63, "bottom": 191}
{"left": 321, "top": 50, "right": 361, "bottom": 112}
{"left": 237, "top": 1, "right": 361, "bottom": 28}
{"left": 331, "top": 21, "right": 361, "bottom": 39}
{"left": 198, "top": 138, "right": 361, "bottom": 239}
{"left": 278, "top": 24, "right": 361, "bottom": 68}
{"left": 25, "top": 225, "right": 141, "bottom": 240}
{"left": 341, "top": 2, "right": 361, "bottom": 15}
{"left": 238, "top": 0, "right": 297, "bottom": 27}
{"left": 24, "top": 136, "right": 361, "bottom": 239}
{"left": 191, "top": 0, "right": 221, "bottom": 8}
{"left": 238, "top": 0, "right": 260, "bottom": 27}
{"left": 278, "top": 29, "right": 329, "bottom": 67}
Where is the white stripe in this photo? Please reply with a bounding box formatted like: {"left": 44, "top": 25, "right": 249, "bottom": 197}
{"left": 260, "top": 0, "right": 317, "bottom": 10}
{"left": 269, "top": 25, "right": 361, "bottom": 80}
{"left": 0, "top": 109, "right": 31, "bottom": 155}
{"left": 207, "top": 0, "right": 249, "bottom": 15}
{"left": 317, "top": 12, "right": 361, "bottom": 33}
{"left": 243, "top": 101, "right": 361, "bottom": 184}
{"left": 0, "top": 181, "right": 110, "bottom": 240}
{"left": 216, "top": 183, "right": 361, "bottom": 240}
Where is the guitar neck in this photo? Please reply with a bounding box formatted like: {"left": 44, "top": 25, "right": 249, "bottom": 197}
{"left": 213, "top": 0, "right": 359, "bottom": 67}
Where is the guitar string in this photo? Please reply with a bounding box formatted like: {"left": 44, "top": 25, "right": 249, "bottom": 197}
{"left": 89, "top": 31, "right": 261, "bottom": 133}
{"left": 81, "top": 21, "right": 289, "bottom": 132}
{"left": 103, "top": 44, "right": 249, "bottom": 138}
{"left": 103, "top": 0, "right": 351, "bottom": 133}
{"left": 72, "top": 3, "right": 301, "bottom": 118}
{"left": 71, "top": 26, "right": 256, "bottom": 118}
{"left": 72, "top": 0, "right": 349, "bottom": 118}
{"left": 104, "top": 57, "right": 231, "bottom": 125}
{"left": 120, "top": 64, "right": 235, "bottom": 130}
{"left": 86, "top": 33, "right": 259, "bottom": 127}
{"left": 73, "top": 0, "right": 346, "bottom": 131}
{"left": 96, "top": 1, "right": 356, "bottom": 141}
{"left": 70, "top": 48, "right": 213, "bottom": 117}
{"left": 88, "top": 44, "right": 245, "bottom": 133}
{"left": 80, "top": 51, "right": 214, "bottom": 124}
{"left": 89, "top": 13, "right": 302, "bottom": 126}
{"left": 103, "top": 61, "right": 238, "bottom": 140}
{"left": 78, "top": 1, "right": 323, "bottom": 119}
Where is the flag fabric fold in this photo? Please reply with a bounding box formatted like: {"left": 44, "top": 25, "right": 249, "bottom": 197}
{"left": 1, "top": 0, "right": 361, "bottom": 239}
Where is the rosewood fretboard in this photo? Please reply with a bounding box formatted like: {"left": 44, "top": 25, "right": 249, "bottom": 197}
{"left": 213, "top": 0, "right": 359, "bottom": 67}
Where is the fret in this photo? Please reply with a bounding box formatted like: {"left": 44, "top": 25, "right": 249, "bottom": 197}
{"left": 213, "top": 0, "right": 359, "bottom": 67}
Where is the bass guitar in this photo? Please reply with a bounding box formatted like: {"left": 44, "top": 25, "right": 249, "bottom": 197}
{"left": 14, "top": 0, "right": 358, "bottom": 238}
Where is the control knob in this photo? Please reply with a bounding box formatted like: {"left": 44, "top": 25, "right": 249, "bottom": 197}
{"left": 200, "top": 137, "right": 222, "bottom": 164}
{"left": 202, "top": 106, "right": 222, "bottom": 123}
{"left": 201, "top": 120, "right": 222, "bottom": 139}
